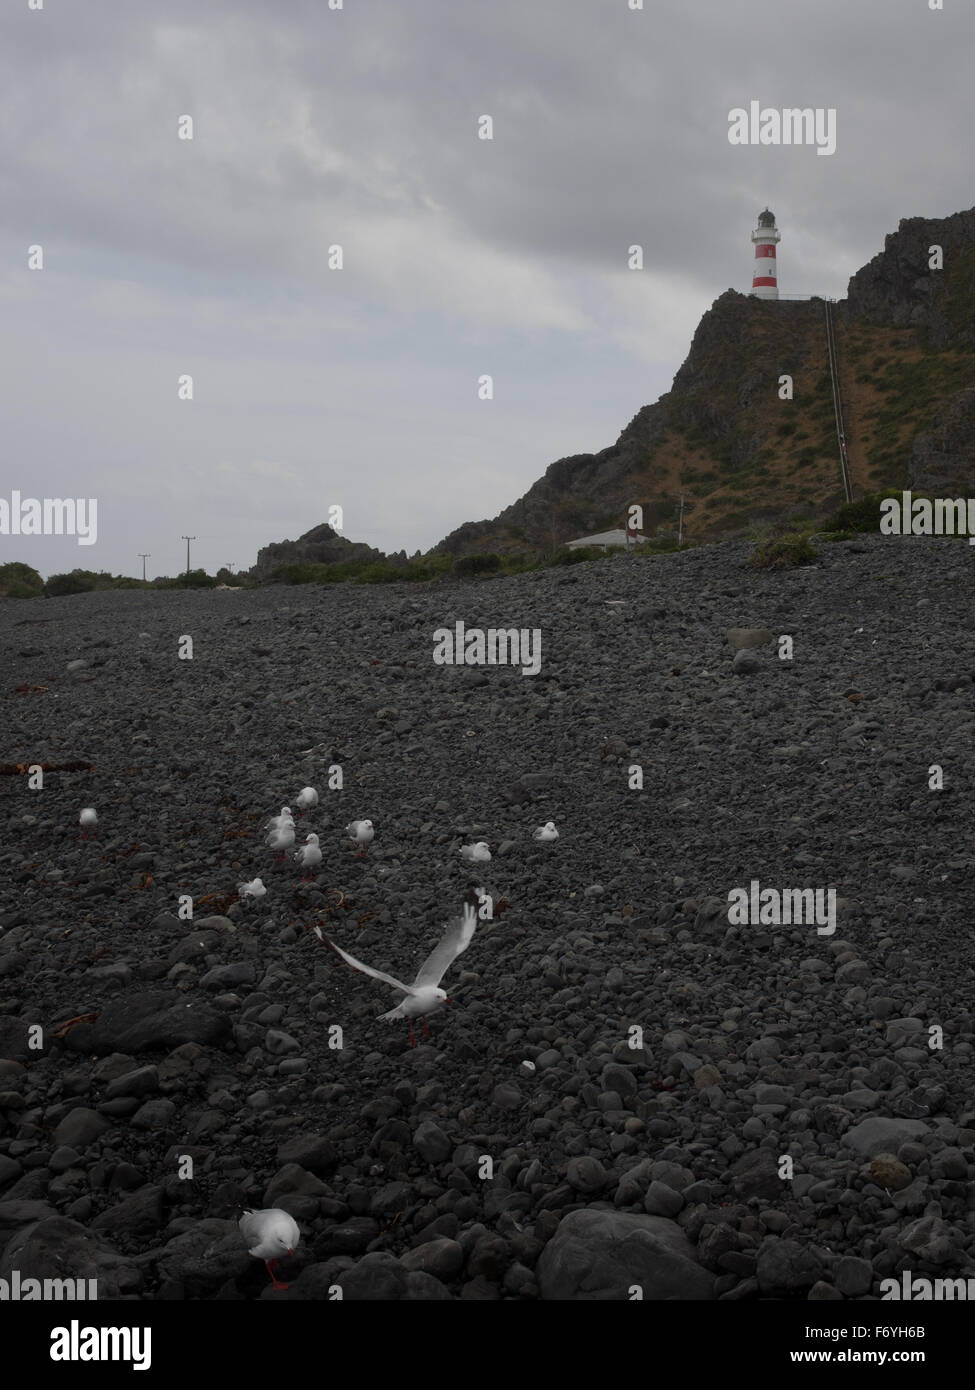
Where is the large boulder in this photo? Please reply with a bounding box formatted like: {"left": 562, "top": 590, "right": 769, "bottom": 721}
{"left": 61, "top": 991, "right": 231, "bottom": 1055}
{"left": 536, "top": 1208, "right": 714, "bottom": 1300}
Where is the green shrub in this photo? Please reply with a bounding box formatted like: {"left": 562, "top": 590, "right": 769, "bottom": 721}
{"left": 353, "top": 563, "right": 399, "bottom": 584}
{"left": 0, "top": 562, "right": 44, "bottom": 597}
{"left": 748, "top": 525, "right": 818, "bottom": 569}
{"left": 550, "top": 545, "right": 608, "bottom": 566}
{"left": 271, "top": 563, "right": 331, "bottom": 584}
{"left": 45, "top": 569, "right": 98, "bottom": 596}
{"left": 820, "top": 491, "right": 915, "bottom": 534}
{"left": 170, "top": 568, "right": 218, "bottom": 589}
{"left": 453, "top": 553, "right": 502, "bottom": 578}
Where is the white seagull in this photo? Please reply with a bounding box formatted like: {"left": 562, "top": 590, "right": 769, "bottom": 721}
{"left": 238, "top": 876, "right": 267, "bottom": 904}
{"left": 460, "top": 841, "right": 492, "bottom": 863}
{"left": 239, "top": 1208, "right": 300, "bottom": 1291}
{"left": 266, "top": 821, "right": 296, "bottom": 861}
{"left": 78, "top": 807, "right": 98, "bottom": 839}
{"left": 264, "top": 806, "right": 295, "bottom": 832}
{"left": 346, "top": 819, "right": 374, "bottom": 856}
{"left": 294, "top": 832, "right": 322, "bottom": 879}
{"left": 533, "top": 821, "right": 559, "bottom": 842}
{"left": 318, "top": 903, "right": 478, "bottom": 1047}
{"left": 296, "top": 786, "right": 319, "bottom": 815}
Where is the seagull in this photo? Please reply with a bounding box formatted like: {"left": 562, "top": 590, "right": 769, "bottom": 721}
{"left": 296, "top": 787, "right": 318, "bottom": 815}
{"left": 264, "top": 806, "right": 295, "bottom": 833}
{"left": 238, "top": 877, "right": 267, "bottom": 904}
{"left": 533, "top": 822, "right": 559, "bottom": 842}
{"left": 318, "top": 903, "right": 478, "bottom": 1047}
{"left": 346, "top": 819, "right": 374, "bottom": 856}
{"left": 460, "top": 841, "right": 492, "bottom": 863}
{"left": 294, "top": 832, "right": 322, "bottom": 880}
{"left": 239, "top": 1208, "right": 300, "bottom": 1292}
{"left": 78, "top": 807, "right": 98, "bottom": 840}
{"left": 266, "top": 821, "right": 296, "bottom": 861}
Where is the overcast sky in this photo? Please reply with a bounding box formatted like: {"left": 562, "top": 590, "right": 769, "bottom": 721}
{"left": 2, "top": 0, "right": 972, "bottom": 579}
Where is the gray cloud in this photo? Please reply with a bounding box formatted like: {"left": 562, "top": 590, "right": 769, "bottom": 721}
{"left": 1, "top": 0, "right": 971, "bottom": 576}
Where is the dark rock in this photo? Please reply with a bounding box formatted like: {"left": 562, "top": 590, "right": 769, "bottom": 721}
{"left": 53, "top": 1108, "right": 110, "bottom": 1150}
{"left": 91, "top": 1185, "right": 165, "bottom": 1237}
{"left": 756, "top": 1237, "right": 823, "bottom": 1293}
{"left": 62, "top": 991, "right": 231, "bottom": 1055}
{"left": 536, "top": 1209, "right": 714, "bottom": 1300}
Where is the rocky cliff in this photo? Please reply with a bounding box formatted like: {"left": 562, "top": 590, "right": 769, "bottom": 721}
{"left": 433, "top": 205, "right": 975, "bottom": 553}
{"left": 250, "top": 524, "right": 383, "bottom": 578}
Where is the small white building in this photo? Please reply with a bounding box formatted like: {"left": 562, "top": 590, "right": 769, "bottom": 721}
{"left": 566, "top": 528, "right": 648, "bottom": 551}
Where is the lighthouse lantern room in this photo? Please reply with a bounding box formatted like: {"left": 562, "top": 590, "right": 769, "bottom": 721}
{"left": 750, "top": 208, "right": 780, "bottom": 299}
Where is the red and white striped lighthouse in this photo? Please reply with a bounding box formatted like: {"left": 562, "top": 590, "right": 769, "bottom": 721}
{"left": 750, "top": 207, "right": 780, "bottom": 299}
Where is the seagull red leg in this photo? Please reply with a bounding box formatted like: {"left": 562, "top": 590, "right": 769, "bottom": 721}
{"left": 265, "top": 1258, "right": 289, "bottom": 1292}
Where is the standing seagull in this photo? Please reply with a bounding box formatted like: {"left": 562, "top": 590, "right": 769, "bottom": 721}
{"left": 266, "top": 821, "right": 296, "bottom": 862}
{"left": 533, "top": 821, "right": 559, "bottom": 842}
{"left": 239, "top": 1208, "right": 300, "bottom": 1292}
{"left": 346, "top": 819, "right": 374, "bottom": 856}
{"left": 294, "top": 832, "right": 322, "bottom": 880}
{"left": 296, "top": 786, "right": 318, "bottom": 816}
{"left": 78, "top": 808, "right": 98, "bottom": 840}
{"left": 264, "top": 807, "right": 295, "bottom": 833}
{"left": 318, "top": 903, "right": 478, "bottom": 1047}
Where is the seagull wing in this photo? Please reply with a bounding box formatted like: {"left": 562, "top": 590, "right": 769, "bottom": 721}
{"left": 413, "top": 904, "right": 478, "bottom": 988}
{"left": 324, "top": 936, "right": 412, "bottom": 995}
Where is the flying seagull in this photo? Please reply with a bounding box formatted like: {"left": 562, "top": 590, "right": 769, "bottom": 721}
{"left": 317, "top": 903, "right": 478, "bottom": 1047}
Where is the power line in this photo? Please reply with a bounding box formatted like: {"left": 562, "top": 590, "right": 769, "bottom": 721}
{"left": 180, "top": 536, "right": 197, "bottom": 574}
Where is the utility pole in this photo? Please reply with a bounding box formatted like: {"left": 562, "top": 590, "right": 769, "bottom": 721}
{"left": 138, "top": 553, "right": 150, "bottom": 581}
{"left": 677, "top": 494, "right": 685, "bottom": 546}
{"left": 181, "top": 536, "right": 196, "bottom": 574}
{"left": 225, "top": 562, "right": 235, "bottom": 574}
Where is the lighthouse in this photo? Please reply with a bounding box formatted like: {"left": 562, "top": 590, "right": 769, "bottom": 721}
{"left": 750, "top": 208, "right": 780, "bottom": 299}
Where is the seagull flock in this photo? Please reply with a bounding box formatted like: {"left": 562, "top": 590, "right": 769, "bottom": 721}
{"left": 76, "top": 789, "right": 558, "bottom": 1291}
